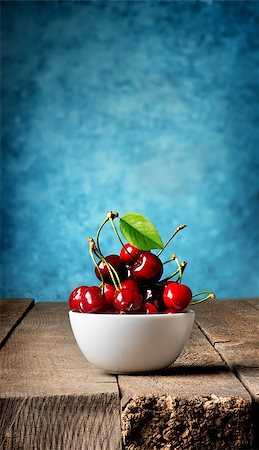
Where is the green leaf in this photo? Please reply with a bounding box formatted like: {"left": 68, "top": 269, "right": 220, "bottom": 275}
{"left": 119, "top": 212, "right": 164, "bottom": 250}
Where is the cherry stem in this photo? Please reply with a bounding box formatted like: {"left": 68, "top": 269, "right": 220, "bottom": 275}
{"left": 159, "top": 261, "right": 187, "bottom": 283}
{"left": 96, "top": 216, "right": 109, "bottom": 255}
{"left": 96, "top": 250, "right": 122, "bottom": 290}
{"left": 190, "top": 291, "right": 216, "bottom": 305}
{"left": 174, "top": 255, "right": 182, "bottom": 283}
{"left": 107, "top": 260, "right": 122, "bottom": 289}
{"left": 157, "top": 224, "right": 186, "bottom": 256}
{"left": 88, "top": 236, "right": 121, "bottom": 290}
{"left": 160, "top": 268, "right": 179, "bottom": 282}
{"left": 108, "top": 216, "right": 135, "bottom": 263}
{"left": 89, "top": 244, "right": 105, "bottom": 295}
{"left": 94, "top": 212, "right": 124, "bottom": 289}
{"left": 163, "top": 257, "right": 174, "bottom": 265}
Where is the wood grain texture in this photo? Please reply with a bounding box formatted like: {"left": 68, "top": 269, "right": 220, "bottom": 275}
{"left": 237, "top": 368, "right": 259, "bottom": 403}
{"left": 247, "top": 298, "right": 259, "bottom": 310}
{"left": 194, "top": 299, "right": 259, "bottom": 449}
{"left": 0, "top": 303, "right": 121, "bottom": 450}
{"left": 193, "top": 299, "right": 259, "bottom": 363}
{"left": 194, "top": 299, "right": 259, "bottom": 400}
{"left": 0, "top": 298, "right": 34, "bottom": 348}
{"left": 119, "top": 322, "right": 253, "bottom": 450}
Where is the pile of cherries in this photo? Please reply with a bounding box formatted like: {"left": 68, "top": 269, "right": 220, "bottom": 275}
{"left": 69, "top": 212, "right": 215, "bottom": 314}
{"left": 69, "top": 245, "right": 193, "bottom": 314}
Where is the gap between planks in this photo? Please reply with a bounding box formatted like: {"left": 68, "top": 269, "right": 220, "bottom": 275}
{"left": 0, "top": 298, "right": 35, "bottom": 349}
{"left": 118, "top": 316, "right": 254, "bottom": 450}
{"left": 193, "top": 299, "right": 259, "bottom": 399}
{"left": 194, "top": 299, "right": 259, "bottom": 449}
{"left": 1, "top": 299, "right": 258, "bottom": 449}
{"left": 0, "top": 302, "right": 122, "bottom": 450}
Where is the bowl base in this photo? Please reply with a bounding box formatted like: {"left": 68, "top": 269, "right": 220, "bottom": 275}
{"left": 105, "top": 366, "right": 169, "bottom": 375}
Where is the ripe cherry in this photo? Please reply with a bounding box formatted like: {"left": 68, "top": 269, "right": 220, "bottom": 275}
{"left": 103, "top": 283, "right": 116, "bottom": 306}
{"left": 113, "top": 288, "right": 143, "bottom": 313}
{"left": 95, "top": 254, "right": 126, "bottom": 283}
{"left": 142, "top": 302, "right": 158, "bottom": 314}
{"left": 79, "top": 286, "right": 106, "bottom": 313}
{"left": 69, "top": 286, "right": 89, "bottom": 311}
{"left": 163, "top": 282, "right": 192, "bottom": 312}
{"left": 120, "top": 243, "right": 142, "bottom": 265}
{"left": 102, "top": 279, "right": 140, "bottom": 307}
{"left": 140, "top": 285, "right": 165, "bottom": 312}
{"left": 130, "top": 252, "right": 163, "bottom": 284}
{"left": 121, "top": 278, "right": 140, "bottom": 292}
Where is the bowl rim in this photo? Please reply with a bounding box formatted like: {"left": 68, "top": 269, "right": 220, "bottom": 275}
{"left": 69, "top": 308, "right": 195, "bottom": 317}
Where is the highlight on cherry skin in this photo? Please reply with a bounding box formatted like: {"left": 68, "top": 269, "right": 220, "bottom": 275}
{"left": 113, "top": 288, "right": 143, "bottom": 313}
{"left": 69, "top": 286, "right": 89, "bottom": 311}
{"left": 163, "top": 282, "right": 193, "bottom": 312}
{"left": 130, "top": 251, "right": 163, "bottom": 284}
{"left": 120, "top": 243, "right": 142, "bottom": 265}
{"left": 95, "top": 254, "right": 126, "bottom": 283}
{"left": 68, "top": 211, "right": 216, "bottom": 314}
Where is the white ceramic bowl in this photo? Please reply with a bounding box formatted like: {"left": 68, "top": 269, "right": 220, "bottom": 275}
{"left": 69, "top": 309, "right": 195, "bottom": 374}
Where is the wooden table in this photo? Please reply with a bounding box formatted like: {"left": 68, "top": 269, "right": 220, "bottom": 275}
{"left": 0, "top": 298, "right": 258, "bottom": 450}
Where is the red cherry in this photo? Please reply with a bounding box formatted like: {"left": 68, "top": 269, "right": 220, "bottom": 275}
{"left": 121, "top": 278, "right": 140, "bottom": 292}
{"left": 69, "top": 286, "right": 89, "bottom": 311}
{"left": 103, "top": 283, "right": 116, "bottom": 306}
{"left": 113, "top": 288, "right": 143, "bottom": 313}
{"left": 95, "top": 254, "right": 126, "bottom": 283}
{"left": 140, "top": 285, "right": 166, "bottom": 312}
{"left": 120, "top": 243, "right": 142, "bottom": 265}
{"left": 142, "top": 302, "right": 158, "bottom": 314}
{"left": 125, "top": 265, "right": 132, "bottom": 278}
{"left": 130, "top": 252, "right": 163, "bottom": 284}
{"left": 79, "top": 286, "right": 106, "bottom": 313}
{"left": 163, "top": 282, "right": 192, "bottom": 312}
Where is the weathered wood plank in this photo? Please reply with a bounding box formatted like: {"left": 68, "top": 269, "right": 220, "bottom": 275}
{"left": 0, "top": 303, "right": 121, "bottom": 450}
{"left": 237, "top": 368, "right": 259, "bottom": 404}
{"left": 194, "top": 299, "right": 259, "bottom": 449}
{"left": 119, "top": 322, "right": 253, "bottom": 450}
{"left": 194, "top": 299, "right": 259, "bottom": 400}
{"left": 247, "top": 298, "right": 259, "bottom": 310}
{"left": 0, "top": 298, "right": 34, "bottom": 348}
{"left": 194, "top": 299, "right": 259, "bottom": 353}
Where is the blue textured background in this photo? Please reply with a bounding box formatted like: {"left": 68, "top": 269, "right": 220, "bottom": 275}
{"left": 1, "top": 1, "right": 259, "bottom": 302}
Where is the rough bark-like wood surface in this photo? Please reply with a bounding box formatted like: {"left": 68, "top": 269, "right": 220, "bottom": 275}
{"left": 121, "top": 395, "right": 252, "bottom": 450}
{"left": 119, "top": 321, "right": 253, "bottom": 450}
{"left": 0, "top": 298, "right": 34, "bottom": 348}
{"left": 0, "top": 303, "right": 121, "bottom": 450}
